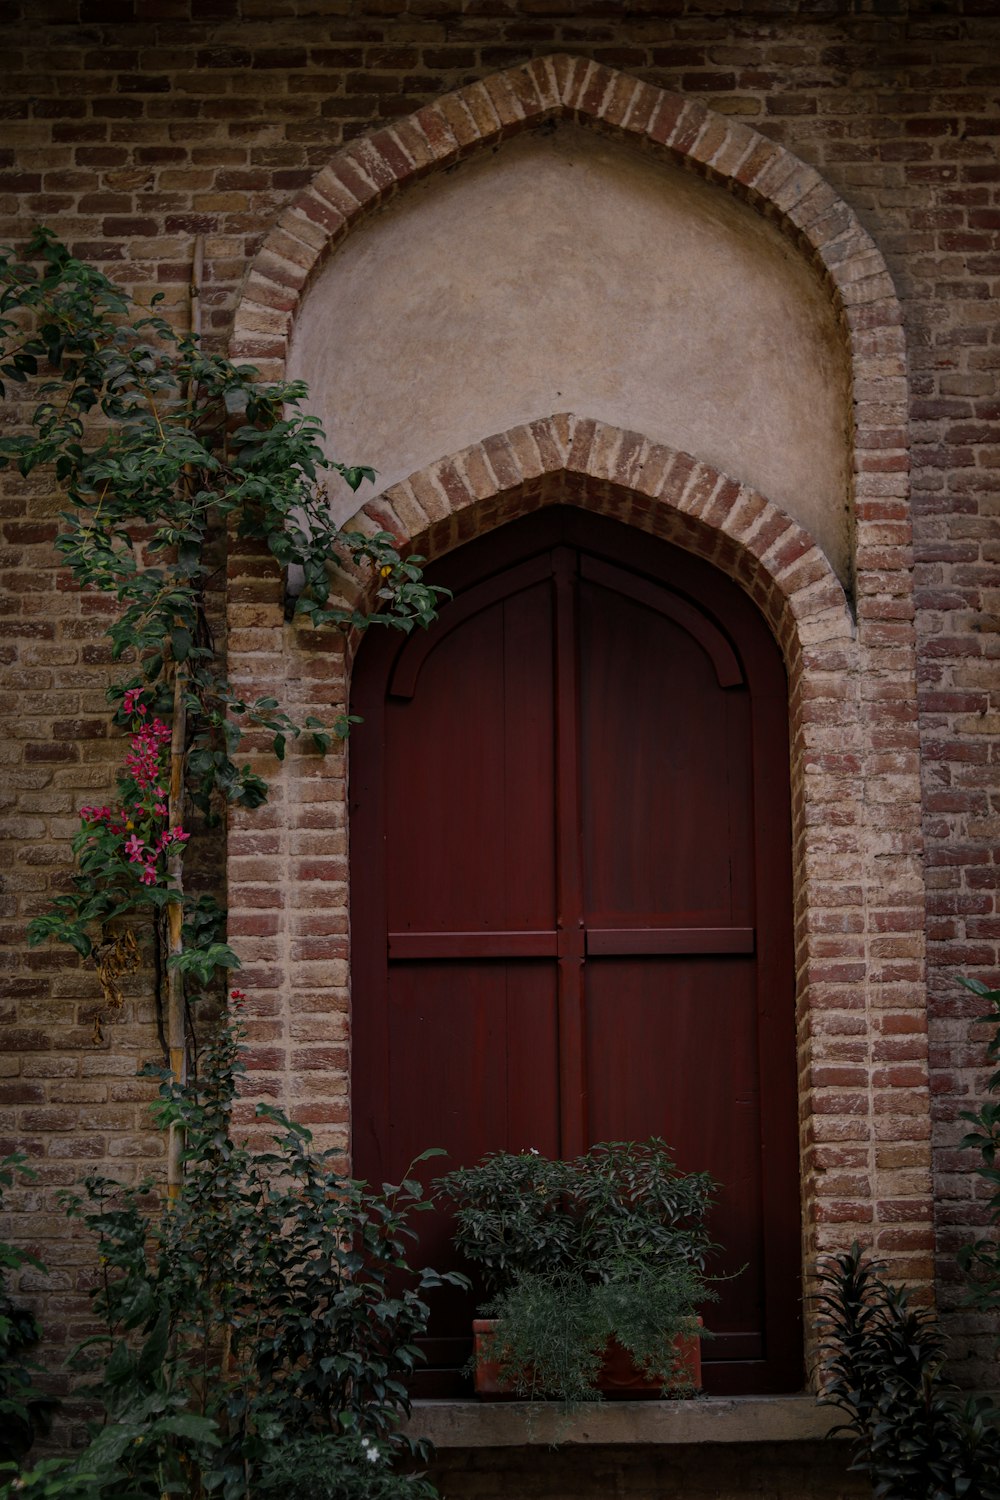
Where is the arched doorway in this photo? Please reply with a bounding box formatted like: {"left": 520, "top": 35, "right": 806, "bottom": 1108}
{"left": 350, "top": 507, "right": 802, "bottom": 1395}
{"left": 231, "top": 53, "right": 933, "bottom": 1348}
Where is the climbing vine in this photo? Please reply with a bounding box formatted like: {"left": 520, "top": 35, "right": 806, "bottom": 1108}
{"left": 0, "top": 226, "right": 444, "bottom": 1043}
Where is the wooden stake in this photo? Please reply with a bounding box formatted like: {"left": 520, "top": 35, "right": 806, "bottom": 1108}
{"left": 165, "top": 667, "right": 188, "bottom": 1199}
{"left": 165, "top": 234, "right": 204, "bottom": 1199}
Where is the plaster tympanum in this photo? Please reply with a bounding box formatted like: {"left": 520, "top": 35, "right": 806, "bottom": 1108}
{"left": 289, "top": 124, "right": 851, "bottom": 577}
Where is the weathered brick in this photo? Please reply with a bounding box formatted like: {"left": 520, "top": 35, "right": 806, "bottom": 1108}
{"left": 2, "top": 9, "right": 997, "bottom": 1428}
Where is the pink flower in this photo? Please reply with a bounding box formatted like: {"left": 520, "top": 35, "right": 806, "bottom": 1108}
{"left": 80, "top": 805, "right": 112, "bottom": 824}
{"left": 124, "top": 833, "right": 145, "bottom": 862}
{"left": 154, "top": 802, "right": 167, "bottom": 816}
{"left": 139, "top": 866, "right": 157, "bottom": 886}
{"left": 171, "top": 827, "right": 190, "bottom": 843}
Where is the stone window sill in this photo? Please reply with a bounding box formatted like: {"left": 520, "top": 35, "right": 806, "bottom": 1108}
{"left": 404, "top": 1394, "right": 842, "bottom": 1448}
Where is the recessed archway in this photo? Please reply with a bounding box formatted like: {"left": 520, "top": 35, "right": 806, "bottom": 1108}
{"left": 226, "top": 57, "right": 933, "bottom": 1380}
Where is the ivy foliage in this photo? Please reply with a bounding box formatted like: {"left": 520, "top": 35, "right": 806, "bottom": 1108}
{"left": 0, "top": 227, "right": 446, "bottom": 959}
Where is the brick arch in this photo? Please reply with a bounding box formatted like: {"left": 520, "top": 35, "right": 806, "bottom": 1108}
{"left": 226, "top": 409, "right": 931, "bottom": 1373}
{"left": 231, "top": 52, "right": 908, "bottom": 569}
{"left": 284, "top": 411, "right": 926, "bottom": 1376}
{"left": 344, "top": 415, "right": 850, "bottom": 688}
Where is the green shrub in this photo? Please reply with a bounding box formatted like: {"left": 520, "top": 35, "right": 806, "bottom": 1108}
{"left": 437, "top": 1140, "right": 715, "bottom": 1402}
{"left": 957, "top": 977, "right": 1000, "bottom": 1323}
{"left": 1, "top": 1005, "right": 463, "bottom": 1500}
{"left": 817, "top": 1243, "right": 1000, "bottom": 1500}
{"left": 0, "top": 1155, "right": 55, "bottom": 1467}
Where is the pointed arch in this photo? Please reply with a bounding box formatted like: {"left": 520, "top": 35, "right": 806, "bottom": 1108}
{"left": 225, "top": 60, "right": 931, "bottom": 1373}
{"left": 231, "top": 53, "right": 908, "bottom": 577}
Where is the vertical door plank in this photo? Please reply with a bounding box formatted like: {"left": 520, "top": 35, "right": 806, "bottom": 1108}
{"left": 553, "top": 548, "right": 588, "bottom": 1158}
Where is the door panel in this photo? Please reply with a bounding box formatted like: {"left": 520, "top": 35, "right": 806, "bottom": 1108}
{"left": 384, "top": 579, "right": 556, "bottom": 935}
{"left": 350, "top": 507, "right": 802, "bottom": 1395}
{"left": 584, "top": 955, "right": 763, "bottom": 1359}
{"left": 384, "top": 959, "right": 561, "bottom": 1380}
{"left": 579, "top": 574, "right": 753, "bottom": 926}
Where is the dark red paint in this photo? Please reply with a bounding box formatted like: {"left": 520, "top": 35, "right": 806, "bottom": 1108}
{"left": 350, "top": 508, "right": 802, "bottom": 1395}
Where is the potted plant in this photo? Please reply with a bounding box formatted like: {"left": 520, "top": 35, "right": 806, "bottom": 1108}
{"left": 435, "top": 1139, "right": 716, "bottom": 1402}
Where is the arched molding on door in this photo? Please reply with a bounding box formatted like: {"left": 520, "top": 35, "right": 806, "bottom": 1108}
{"left": 225, "top": 410, "right": 933, "bottom": 1387}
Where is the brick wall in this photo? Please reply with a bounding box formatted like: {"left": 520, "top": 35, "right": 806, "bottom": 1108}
{"left": 1, "top": 0, "right": 998, "bottom": 1442}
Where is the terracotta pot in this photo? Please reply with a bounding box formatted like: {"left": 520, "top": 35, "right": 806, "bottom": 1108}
{"left": 472, "top": 1317, "right": 701, "bottom": 1401}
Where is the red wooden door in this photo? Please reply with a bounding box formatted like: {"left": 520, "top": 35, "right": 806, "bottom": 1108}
{"left": 350, "top": 508, "right": 802, "bottom": 1394}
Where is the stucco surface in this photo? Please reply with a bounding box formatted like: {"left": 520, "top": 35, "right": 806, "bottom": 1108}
{"left": 289, "top": 125, "right": 851, "bottom": 576}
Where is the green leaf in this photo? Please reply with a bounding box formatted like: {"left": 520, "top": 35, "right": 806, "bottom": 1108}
{"left": 170, "top": 626, "right": 192, "bottom": 662}
{"left": 102, "top": 1338, "right": 135, "bottom": 1389}
{"left": 154, "top": 1411, "right": 221, "bottom": 1445}
{"left": 136, "top": 1307, "right": 169, "bottom": 1378}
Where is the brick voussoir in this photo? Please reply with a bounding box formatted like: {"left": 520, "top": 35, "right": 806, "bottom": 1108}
{"left": 386, "top": 118, "right": 440, "bottom": 178}
{"left": 588, "top": 420, "right": 626, "bottom": 483}
{"left": 380, "top": 481, "right": 430, "bottom": 541}
{"left": 480, "top": 432, "right": 524, "bottom": 493}
{"left": 600, "top": 69, "right": 647, "bottom": 130}
{"left": 577, "top": 61, "right": 618, "bottom": 121}
{"left": 705, "top": 118, "right": 758, "bottom": 179}
{"left": 560, "top": 55, "right": 599, "bottom": 114}
{"left": 366, "top": 128, "right": 418, "bottom": 183}
{"left": 523, "top": 54, "right": 563, "bottom": 114}
{"left": 454, "top": 444, "right": 498, "bottom": 503}
{"left": 452, "top": 79, "right": 504, "bottom": 140}
{"left": 398, "top": 463, "right": 452, "bottom": 525}
{"left": 293, "top": 189, "right": 349, "bottom": 239}
{"left": 311, "top": 164, "right": 369, "bottom": 219}
{"left": 250, "top": 247, "right": 308, "bottom": 294}
{"left": 619, "top": 78, "right": 663, "bottom": 137}
{"left": 274, "top": 206, "right": 328, "bottom": 256}
{"left": 411, "top": 102, "right": 463, "bottom": 159}
{"left": 503, "top": 423, "right": 548, "bottom": 482}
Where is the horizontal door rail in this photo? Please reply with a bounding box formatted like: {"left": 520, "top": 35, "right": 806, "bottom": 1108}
{"left": 388, "top": 930, "right": 559, "bottom": 959}
{"left": 587, "top": 927, "right": 755, "bottom": 956}
{"left": 388, "top": 927, "right": 755, "bottom": 959}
